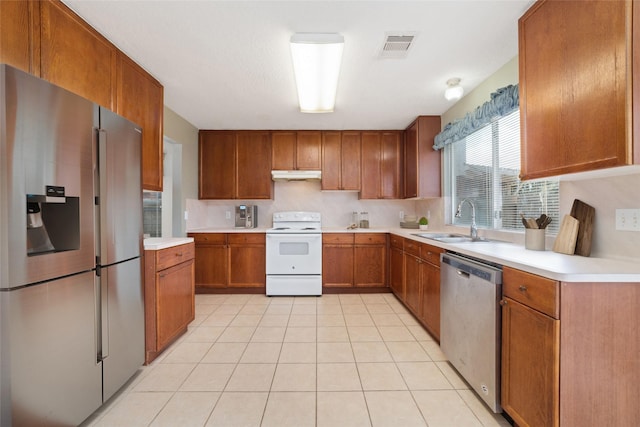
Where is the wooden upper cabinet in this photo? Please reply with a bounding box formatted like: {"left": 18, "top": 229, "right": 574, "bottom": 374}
{"left": 321, "top": 131, "right": 361, "bottom": 191}
{"left": 272, "top": 131, "right": 321, "bottom": 170}
{"left": 519, "top": 0, "right": 639, "bottom": 179}
{"left": 341, "top": 132, "right": 362, "bottom": 190}
{"left": 360, "top": 132, "right": 382, "bottom": 199}
{"left": 199, "top": 130, "right": 272, "bottom": 200}
{"left": 236, "top": 131, "right": 272, "bottom": 199}
{"left": 199, "top": 131, "right": 236, "bottom": 199}
{"left": 296, "top": 131, "right": 322, "bottom": 169}
{"left": 272, "top": 131, "right": 296, "bottom": 170}
{"left": 404, "top": 116, "right": 441, "bottom": 199}
{"left": 381, "top": 131, "right": 403, "bottom": 199}
{"left": 0, "top": 0, "right": 39, "bottom": 75}
{"left": 116, "top": 54, "right": 164, "bottom": 191}
{"left": 40, "top": 0, "right": 116, "bottom": 110}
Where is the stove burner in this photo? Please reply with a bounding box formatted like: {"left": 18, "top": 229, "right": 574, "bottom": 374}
{"left": 272, "top": 227, "right": 290, "bottom": 230}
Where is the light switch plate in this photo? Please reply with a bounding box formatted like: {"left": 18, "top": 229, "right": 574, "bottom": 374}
{"left": 615, "top": 209, "right": 640, "bottom": 231}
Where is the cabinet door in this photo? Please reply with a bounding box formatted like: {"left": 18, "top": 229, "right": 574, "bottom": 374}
{"left": 322, "top": 245, "right": 354, "bottom": 287}
{"left": 199, "top": 131, "right": 236, "bottom": 199}
{"left": 194, "top": 244, "right": 228, "bottom": 288}
{"left": 321, "top": 131, "right": 342, "bottom": 190}
{"left": 156, "top": 260, "right": 195, "bottom": 350}
{"left": 381, "top": 131, "right": 403, "bottom": 199}
{"left": 236, "top": 131, "right": 272, "bottom": 199}
{"left": 116, "top": 54, "right": 164, "bottom": 191}
{"left": 0, "top": 0, "right": 39, "bottom": 74}
{"left": 519, "top": 0, "right": 630, "bottom": 179}
{"left": 354, "top": 244, "right": 386, "bottom": 287}
{"left": 296, "top": 131, "right": 322, "bottom": 170}
{"left": 404, "top": 116, "right": 440, "bottom": 199}
{"left": 404, "top": 254, "right": 422, "bottom": 316}
{"left": 502, "top": 297, "right": 559, "bottom": 427}
{"left": 40, "top": 1, "right": 116, "bottom": 109}
{"left": 229, "top": 234, "right": 265, "bottom": 288}
{"left": 404, "top": 121, "right": 418, "bottom": 198}
{"left": 389, "top": 246, "right": 404, "bottom": 298}
{"left": 272, "top": 131, "right": 296, "bottom": 170}
{"left": 360, "top": 132, "right": 381, "bottom": 199}
{"left": 341, "top": 131, "right": 362, "bottom": 191}
{"left": 420, "top": 261, "right": 440, "bottom": 340}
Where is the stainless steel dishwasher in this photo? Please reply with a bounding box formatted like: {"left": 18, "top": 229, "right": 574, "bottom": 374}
{"left": 440, "top": 252, "right": 503, "bottom": 413}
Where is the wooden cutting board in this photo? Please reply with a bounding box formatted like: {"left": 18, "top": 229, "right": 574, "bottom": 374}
{"left": 552, "top": 215, "right": 579, "bottom": 255}
{"left": 570, "top": 199, "right": 595, "bottom": 257}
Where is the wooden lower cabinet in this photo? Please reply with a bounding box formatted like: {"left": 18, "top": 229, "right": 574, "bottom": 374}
{"left": 389, "top": 243, "right": 404, "bottom": 297}
{"left": 388, "top": 235, "right": 442, "bottom": 340}
{"left": 502, "top": 266, "right": 640, "bottom": 426}
{"left": 501, "top": 266, "right": 559, "bottom": 427}
{"left": 189, "top": 232, "right": 265, "bottom": 291}
{"left": 191, "top": 233, "right": 228, "bottom": 289}
{"left": 228, "top": 233, "right": 266, "bottom": 287}
{"left": 323, "top": 233, "right": 387, "bottom": 289}
{"left": 354, "top": 234, "right": 387, "bottom": 287}
{"left": 144, "top": 242, "right": 195, "bottom": 364}
{"left": 323, "top": 234, "right": 354, "bottom": 288}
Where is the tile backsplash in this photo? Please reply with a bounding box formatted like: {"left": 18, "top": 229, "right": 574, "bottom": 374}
{"left": 187, "top": 181, "right": 419, "bottom": 230}
{"left": 186, "top": 173, "right": 640, "bottom": 262}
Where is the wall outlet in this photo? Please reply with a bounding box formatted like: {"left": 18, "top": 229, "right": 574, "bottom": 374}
{"left": 615, "top": 209, "right": 640, "bottom": 231}
{"left": 399, "top": 211, "right": 404, "bottom": 220}
{"left": 225, "top": 211, "right": 231, "bottom": 220}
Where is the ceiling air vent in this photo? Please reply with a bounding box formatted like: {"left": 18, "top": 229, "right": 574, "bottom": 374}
{"left": 380, "top": 33, "right": 416, "bottom": 59}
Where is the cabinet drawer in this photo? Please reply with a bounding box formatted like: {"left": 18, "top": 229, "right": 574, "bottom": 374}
{"left": 354, "top": 233, "right": 386, "bottom": 245}
{"left": 155, "top": 243, "right": 195, "bottom": 271}
{"left": 503, "top": 267, "right": 559, "bottom": 319}
{"left": 404, "top": 239, "right": 421, "bottom": 257}
{"left": 323, "top": 233, "right": 354, "bottom": 244}
{"left": 420, "top": 243, "right": 442, "bottom": 266}
{"left": 390, "top": 235, "right": 404, "bottom": 249}
{"left": 189, "top": 233, "right": 227, "bottom": 245}
{"left": 228, "top": 233, "right": 265, "bottom": 245}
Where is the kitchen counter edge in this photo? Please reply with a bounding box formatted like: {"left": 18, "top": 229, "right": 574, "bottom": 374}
{"left": 144, "top": 237, "right": 194, "bottom": 251}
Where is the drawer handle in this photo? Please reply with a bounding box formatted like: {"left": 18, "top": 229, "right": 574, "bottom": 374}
{"left": 175, "top": 252, "right": 183, "bottom": 257}
{"left": 519, "top": 285, "right": 527, "bottom": 292}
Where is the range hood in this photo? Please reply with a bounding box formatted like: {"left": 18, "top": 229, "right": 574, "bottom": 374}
{"left": 271, "top": 170, "right": 322, "bottom": 181}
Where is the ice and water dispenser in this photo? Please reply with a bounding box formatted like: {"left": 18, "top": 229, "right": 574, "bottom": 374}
{"left": 26, "top": 186, "right": 80, "bottom": 255}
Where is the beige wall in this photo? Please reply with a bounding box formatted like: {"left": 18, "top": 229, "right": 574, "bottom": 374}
{"left": 163, "top": 106, "right": 199, "bottom": 234}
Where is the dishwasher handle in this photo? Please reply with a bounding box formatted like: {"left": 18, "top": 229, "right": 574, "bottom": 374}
{"left": 441, "top": 252, "right": 502, "bottom": 284}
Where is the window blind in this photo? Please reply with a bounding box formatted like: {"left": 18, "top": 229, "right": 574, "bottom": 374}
{"left": 445, "top": 110, "right": 560, "bottom": 234}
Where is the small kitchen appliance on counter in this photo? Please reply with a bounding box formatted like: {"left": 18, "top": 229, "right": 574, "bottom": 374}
{"left": 266, "top": 212, "right": 322, "bottom": 296}
{"left": 235, "top": 204, "right": 258, "bottom": 228}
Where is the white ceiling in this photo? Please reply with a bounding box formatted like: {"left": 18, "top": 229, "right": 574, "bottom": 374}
{"left": 63, "top": 0, "right": 533, "bottom": 130}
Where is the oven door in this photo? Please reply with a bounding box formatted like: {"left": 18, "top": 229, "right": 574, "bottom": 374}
{"left": 266, "top": 233, "right": 322, "bottom": 275}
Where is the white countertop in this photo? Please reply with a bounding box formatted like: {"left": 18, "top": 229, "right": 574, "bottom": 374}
{"left": 184, "top": 227, "right": 640, "bottom": 282}
{"left": 144, "top": 237, "right": 194, "bottom": 250}
{"left": 392, "top": 228, "right": 640, "bottom": 283}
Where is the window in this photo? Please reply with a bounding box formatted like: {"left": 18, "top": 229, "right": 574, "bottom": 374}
{"left": 444, "top": 110, "right": 559, "bottom": 233}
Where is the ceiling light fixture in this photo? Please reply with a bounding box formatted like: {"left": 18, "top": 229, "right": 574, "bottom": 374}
{"left": 290, "top": 33, "right": 344, "bottom": 113}
{"left": 444, "top": 77, "right": 464, "bottom": 101}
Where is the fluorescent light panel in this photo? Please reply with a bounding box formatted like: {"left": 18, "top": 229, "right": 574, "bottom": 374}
{"left": 290, "top": 33, "right": 344, "bottom": 113}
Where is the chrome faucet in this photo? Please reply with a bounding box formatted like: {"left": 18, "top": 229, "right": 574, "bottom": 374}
{"left": 455, "top": 199, "right": 478, "bottom": 240}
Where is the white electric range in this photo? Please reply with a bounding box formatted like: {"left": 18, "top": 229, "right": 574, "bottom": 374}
{"left": 265, "top": 212, "right": 322, "bottom": 296}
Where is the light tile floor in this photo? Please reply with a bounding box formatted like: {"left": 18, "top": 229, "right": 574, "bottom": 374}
{"left": 82, "top": 293, "right": 511, "bottom": 427}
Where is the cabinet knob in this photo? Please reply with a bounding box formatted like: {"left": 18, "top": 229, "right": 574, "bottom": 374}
{"left": 500, "top": 299, "right": 508, "bottom": 306}
{"left": 519, "top": 285, "right": 527, "bottom": 292}
{"left": 176, "top": 252, "right": 183, "bottom": 257}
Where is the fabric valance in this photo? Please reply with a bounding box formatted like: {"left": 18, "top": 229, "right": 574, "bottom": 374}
{"left": 433, "top": 84, "right": 519, "bottom": 150}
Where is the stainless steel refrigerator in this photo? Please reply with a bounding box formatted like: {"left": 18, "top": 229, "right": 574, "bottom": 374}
{"left": 0, "top": 64, "right": 145, "bottom": 426}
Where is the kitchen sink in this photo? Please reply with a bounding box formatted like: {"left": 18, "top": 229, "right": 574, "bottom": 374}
{"left": 412, "top": 232, "right": 491, "bottom": 243}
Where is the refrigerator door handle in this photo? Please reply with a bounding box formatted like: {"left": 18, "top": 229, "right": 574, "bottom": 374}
{"left": 99, "top": 270, "right": 109, "bottom": 360}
